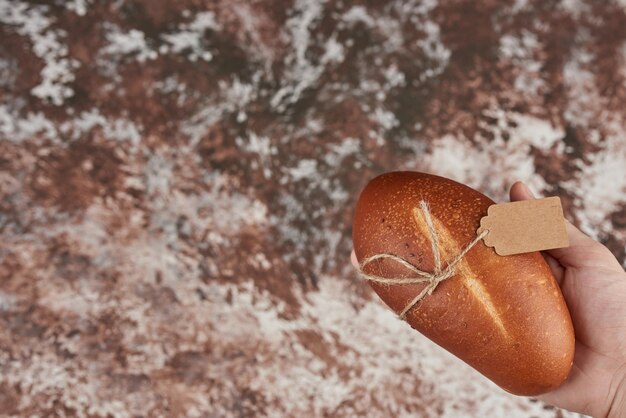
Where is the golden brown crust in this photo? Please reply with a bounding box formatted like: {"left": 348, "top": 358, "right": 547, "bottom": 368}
{"left": 352, "top": 171, "right": 575, "bottom": 396}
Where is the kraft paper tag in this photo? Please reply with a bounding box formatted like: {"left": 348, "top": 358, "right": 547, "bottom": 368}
{"left": 477, "top": 196, "right": 569, "bottom": 256}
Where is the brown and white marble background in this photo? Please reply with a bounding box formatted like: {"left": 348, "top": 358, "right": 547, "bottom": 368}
{"left": 1, "top": 0, "right": 625, "bottom": 417}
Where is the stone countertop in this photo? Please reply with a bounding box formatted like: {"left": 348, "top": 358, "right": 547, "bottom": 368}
{"left": 1, "top": 0, "right": 625, "bottom": 417}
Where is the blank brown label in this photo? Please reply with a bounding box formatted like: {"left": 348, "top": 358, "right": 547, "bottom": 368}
{"left": 477, "top": 196, "right": 569, "bottom": 256}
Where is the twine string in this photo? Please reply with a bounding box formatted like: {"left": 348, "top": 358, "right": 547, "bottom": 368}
{"left": 357, "top": 200, "right": 489, "bottom": 319}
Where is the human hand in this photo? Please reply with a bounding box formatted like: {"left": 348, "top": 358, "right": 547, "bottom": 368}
{"left": 509, "top": 181, "right": 626, "bottom": 418}
{"left": 350, "top": 181, "right": 626, "bottom": 417}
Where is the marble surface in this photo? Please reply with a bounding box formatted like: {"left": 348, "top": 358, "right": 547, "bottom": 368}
{"left": 1, "top": 0, "right": 626, "bottom": 417}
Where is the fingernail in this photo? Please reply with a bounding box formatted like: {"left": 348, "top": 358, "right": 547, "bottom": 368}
{"left": 350, "top": 250, "right": 359, "bottom": 268}
{"left": 522, "top": 182, "right": 536, "bottom": 198}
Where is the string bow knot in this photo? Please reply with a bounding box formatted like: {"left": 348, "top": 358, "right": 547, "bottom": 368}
{"left": 357, "top": 200, "right": 489, "bottom": 319}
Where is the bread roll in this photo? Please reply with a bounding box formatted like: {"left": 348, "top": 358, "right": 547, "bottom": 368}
{"left": 352, "top": 171, "right": 574, "bottom": 396}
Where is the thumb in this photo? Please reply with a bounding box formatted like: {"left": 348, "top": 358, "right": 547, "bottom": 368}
{"left": 509, "top": 181, "right": 621, "bottom": 271}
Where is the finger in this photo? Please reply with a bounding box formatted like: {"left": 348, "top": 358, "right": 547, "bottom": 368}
{"left": 546, "top": 222, "right": 622, "bottom": 270}
{"left": 543, "top": 253, "right": 564, "bottom": 284}
{"left": 351, "top": 250, "right": 359, "bottom": 268}
{"left": 509, "top": 182, "right": 621, "bottom": 271}
{"left": 509, "top": 180, "right": 536, "bottom": 202}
